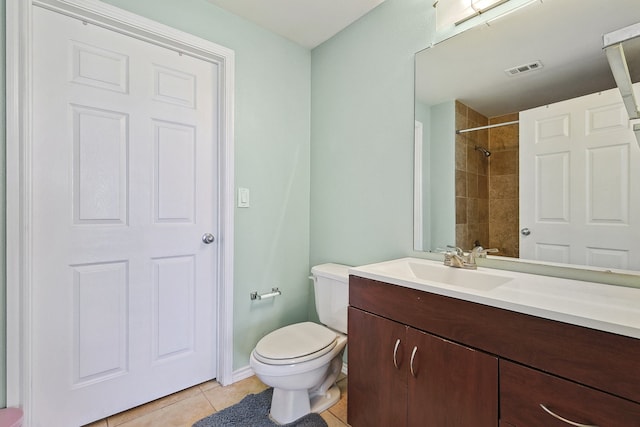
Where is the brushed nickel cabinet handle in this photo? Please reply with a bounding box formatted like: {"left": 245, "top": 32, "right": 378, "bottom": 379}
{"left": 393, "top": 339, "right": 401, "bottom": 369}
{"left": 539, "top": 404, "right": 599, "bottom": 427}
{"left": 410, "top": 346, "right": 418, "bottom": 378}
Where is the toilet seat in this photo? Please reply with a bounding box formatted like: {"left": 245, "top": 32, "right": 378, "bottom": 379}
{"left": 254, "top": 322, "right": 337, "bottom": 365}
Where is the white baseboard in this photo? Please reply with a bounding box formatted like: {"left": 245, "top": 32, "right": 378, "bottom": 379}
{"left": 231, "top": 365, "right": 255, "bottom": 383}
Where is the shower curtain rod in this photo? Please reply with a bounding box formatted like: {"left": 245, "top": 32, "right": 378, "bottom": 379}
{"left": 455, "top": 119, "right": 519, "bottom": 134}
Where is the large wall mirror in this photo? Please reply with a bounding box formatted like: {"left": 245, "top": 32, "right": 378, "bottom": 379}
{"left": 415, "top": 0, "right": 640, "bottom": 272}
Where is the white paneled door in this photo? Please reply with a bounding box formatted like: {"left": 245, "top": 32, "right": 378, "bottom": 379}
{"left": 520, "top": 85, "right": 640, "bottom": 270}
{"left": 31, "top": 6, "right": 219, "bottom": 426}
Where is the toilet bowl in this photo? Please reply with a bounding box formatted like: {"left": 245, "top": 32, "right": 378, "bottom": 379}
{"left": 250, "top": 322, "right": 347, "bottom": 423}
{"left": 249, "top": 263, "right": 350, "bottom": 424}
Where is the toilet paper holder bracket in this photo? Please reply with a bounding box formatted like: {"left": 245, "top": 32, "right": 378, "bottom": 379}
{"left": 250, "top": 287, "right": 282, "bottom": 301}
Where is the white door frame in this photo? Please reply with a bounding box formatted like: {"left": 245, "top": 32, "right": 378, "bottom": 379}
{"left": 6, "top": 0, "right": 235, "bottom": 418}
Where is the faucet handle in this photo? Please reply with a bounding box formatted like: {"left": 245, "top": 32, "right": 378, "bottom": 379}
{"left": 446, "top": 245, "right": 465, "bottom": 256}
{"left": 441, "top": 245, "right": 465, "bottom": 267}
{"left": 471, "top": 246, "right": 499, "bottom": 258}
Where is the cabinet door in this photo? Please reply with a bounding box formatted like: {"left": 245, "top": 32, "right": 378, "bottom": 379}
{"left": 348, "top": 307, "right": 408, "bottom": 427}
{"left": 407, "top": 328, "right": 498, "bottom": 427}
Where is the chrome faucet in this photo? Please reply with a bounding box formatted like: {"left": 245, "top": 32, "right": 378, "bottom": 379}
{"left": 444, "top": 246, "right": 475, "bottom": 269}
{"left": 444, "top": 245, "right": 498, "bottom": 269}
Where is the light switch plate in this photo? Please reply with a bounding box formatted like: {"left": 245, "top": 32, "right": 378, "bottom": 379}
{"left": 237, "top": 187, "right": 250, "bottom": 208}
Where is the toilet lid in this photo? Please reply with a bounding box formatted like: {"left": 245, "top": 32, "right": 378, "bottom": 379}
{"left": 254, "top": 322, "right": 337, "bottom": 365}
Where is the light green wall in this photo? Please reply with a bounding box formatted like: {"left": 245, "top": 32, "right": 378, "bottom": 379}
{"left": 414, "top": 100, "right": 457, "bottom": 252}
{"left": 429, "top": 101, "right": 456, "bottom": 250}
{"left": 415, "top": 100, "right": 457, "bottom": 252}
{"left": 309, "top": 0, "right": 433, "bottom": 267}
{"left": 415, "top": 101, "right": 431, "bottom": 250}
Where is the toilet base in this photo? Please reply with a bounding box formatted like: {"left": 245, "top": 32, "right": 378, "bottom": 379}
{"left": 310, "top": 384, "right": 341, "bottom": 414}
{"left": 270, "top": 388, "right": 310, "bottom": 424}
{"left": 270, "top": 384, "right": 341, "bottom": 425}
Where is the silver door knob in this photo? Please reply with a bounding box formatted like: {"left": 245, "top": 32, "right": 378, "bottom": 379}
{"left": 202, "top": 233, "right": 215, "bottom": 244}
{"left": 521, "top": 228, "right": 531, "bottom": 236}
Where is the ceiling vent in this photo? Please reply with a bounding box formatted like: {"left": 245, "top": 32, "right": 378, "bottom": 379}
{"left": 504, "top": 60, "right": 544, "bottom": 76}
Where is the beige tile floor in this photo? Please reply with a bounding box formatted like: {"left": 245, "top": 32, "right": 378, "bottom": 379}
{"left": 84, "top": 375, "right": 349, "bottom": 427}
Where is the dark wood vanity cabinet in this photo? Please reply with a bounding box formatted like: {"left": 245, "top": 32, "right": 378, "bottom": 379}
{"left": 348, "top": 275, "right": 640, "bottom": 427}
{"left": 348, "top": 307, "right": 498, "bottom": 427}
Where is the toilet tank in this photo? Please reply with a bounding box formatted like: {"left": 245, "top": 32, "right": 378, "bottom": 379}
{"left": 311, "top": 263, "right": 350, "bottom": 334}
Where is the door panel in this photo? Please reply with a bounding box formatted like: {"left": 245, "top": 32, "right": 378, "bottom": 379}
{"left": 31, "top": 6, "right": 219, "bottom": 426}
{"left": 408, "top": 329, "right": 498, "bottom": 426}
{"left": 347, "top": 308, "right": 408, "bottom": 427}
{"left": 520, "top": 86, "right": 640, "bottom": 269}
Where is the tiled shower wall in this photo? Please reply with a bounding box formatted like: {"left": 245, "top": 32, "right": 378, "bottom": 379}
{"left": 488, "top": 113, "right": 519, "bottom": 258}
{"left": 455, "top": 102, "right": 519, "bottom": 258}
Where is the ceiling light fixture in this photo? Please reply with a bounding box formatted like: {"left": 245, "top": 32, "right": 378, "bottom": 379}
{"left": 435, "top": 0, "right": 509, "bottom": 29}
{"left": 460, "top": 0, "right": 510, "bottom": 24}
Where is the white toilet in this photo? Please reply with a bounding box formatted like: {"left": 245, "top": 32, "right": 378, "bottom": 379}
{"left": 249, "top": 263, "right": 350, "bottom": 424}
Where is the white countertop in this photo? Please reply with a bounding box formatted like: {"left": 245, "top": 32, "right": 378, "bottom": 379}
{"left": 349, "top": 257, "right": 640, "bottom": 340}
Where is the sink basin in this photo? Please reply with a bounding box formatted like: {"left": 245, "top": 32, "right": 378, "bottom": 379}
{"left": 407, "top": 261, "right": 513, "bottom": 290}
{"left": 354, "top": 258, "right": 513, "bottom": 291}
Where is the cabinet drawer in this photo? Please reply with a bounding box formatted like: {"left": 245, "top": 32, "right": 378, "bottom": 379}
{"left": 500, "top": 360, "right": 640, "bottom": 426}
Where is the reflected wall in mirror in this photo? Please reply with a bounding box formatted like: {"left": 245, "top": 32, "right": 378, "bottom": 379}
{"left": 415, "top": 0, "right": 640, "bottom": 271}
